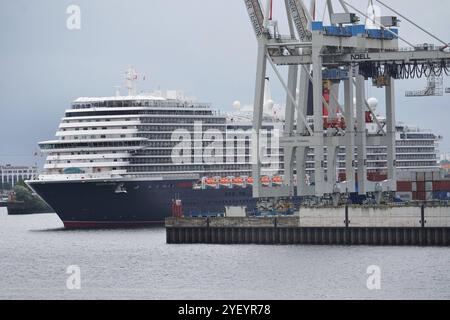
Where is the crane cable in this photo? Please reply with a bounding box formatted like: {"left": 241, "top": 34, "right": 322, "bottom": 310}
{"left": 342, "top": 1, "right": 415, "bottom": 48}
{"left": 374, "top": 0, "right": 449, "bottom": 51}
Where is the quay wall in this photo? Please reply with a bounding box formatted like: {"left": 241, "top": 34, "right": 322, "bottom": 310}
{"left": 166, "top": 205, "right": 450, "bottom": 246}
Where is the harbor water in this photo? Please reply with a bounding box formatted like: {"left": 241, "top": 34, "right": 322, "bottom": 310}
{"left": 0, "top": 207, "right": 449, "bottom": 300}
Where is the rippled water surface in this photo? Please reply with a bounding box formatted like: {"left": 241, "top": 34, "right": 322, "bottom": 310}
{"left": 0, "top": 208, "right": 449, "bottom": 300}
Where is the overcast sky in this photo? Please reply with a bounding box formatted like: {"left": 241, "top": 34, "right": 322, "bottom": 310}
{"left": 1, "top": 0, "right": 449, "bottom": 166}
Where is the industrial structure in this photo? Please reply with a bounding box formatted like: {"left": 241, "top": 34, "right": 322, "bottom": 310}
{"left": 405, "top": 75, "right": 444, "bottom": 97}
{"left": 244, "top": 0, "right": 450, "bottom": 204}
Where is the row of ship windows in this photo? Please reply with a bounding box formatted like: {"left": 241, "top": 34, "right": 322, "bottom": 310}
{"left": 54, "top": 138, "right": 257, "bottom": 147}
{"left": 138, "top": 125, "right": 227, "bottom": 132}
{"left": 129, "top": 157, "right": 252, "bottom": 164}
{"left": 53, "top": 151, "right": 120, "bottom": 156}
{"left": 49, "top": 159, "right": 123, "bottom": 164}
{"left": 62, "top": 126, "right": 132, "bottom": 131}
{"left": 140, "top": 135, "right": 253, "bottom": 143}
{"left": 54, "top": 134, "right": 439, "bottom": 155}
{"left": 144, "top": 141, "right": 255, "bottom": 148}
{"left": 371, "top": 161, "right": 437, "bottom": 168}
{"left": 130, "top": 148, "right": 435, "bottom": 157}
{"left": 129, "top": 165, "right": 257, "bottom": 172}
{"left": 368, "top": 147, "right": 436, "bottom": 153}
{"left": 62, "top": 118, "right": 134, "bottom": 124}
{"left": 72, "top": 101, "right": 212, "bottom": 109}
{"left": 396, "top": 141, "right": 435, "bottom": 146}
{"left": 63, "top": 118, "right": 132, "bottom": 124}
{"left": 61, "top": 124, "right": 231, "bottom": 131}
{"left": 141, "top": 118, "right": 225, "bottom": 124}
{"left": 298, "top": 146, "right": 436, "bottom": 153}
{"left": 64, "top": 116, "right": 224, "bottom": 124}
{"left": 66, "top": 110, "right": 215, "bottom": 117}
{"left": 399, "top": 133, "right": 436, "bottom": 140}
{"left": 123, "top": 161, "right": 436, "bottom": 173}
{"left": 46, "top": 157, "right": 438, "bottom": 166}
{"left": 43, "top": 144, "right": 437, "bottom": 153}
{"left": 41, "top": 141, "right": 144, "bottom": 149}
{"left": 125, "top": 157, "right": 436, "bottom": 164}
{"left": 61, "top": 135, "right": 129, "bottom": 140}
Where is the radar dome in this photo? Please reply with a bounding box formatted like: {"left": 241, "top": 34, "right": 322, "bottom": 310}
{"left": 232, "top": 100, "right": 241, "bottom": 111}
{"left": 367, "top": 97, "right": 378, "bottom": 110}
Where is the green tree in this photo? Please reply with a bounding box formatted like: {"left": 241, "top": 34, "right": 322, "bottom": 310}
{"left": 13, "top": 180, "right": 51, "bottom": 211}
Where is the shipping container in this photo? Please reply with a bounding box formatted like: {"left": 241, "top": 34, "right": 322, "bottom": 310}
{"left": 413, "top": 191, "right": 426, "bottom": 201}
{"left": 417, "top": 181, "right": 425, "bottom": 191}
{"left": 431, "top": 180, "right": 450, "bottom": 191}
{"left": 433, "top": 181, "right": 442, "bottom": 191}
{"left": 397, "top": 181, "right": 412, "bottom": 192}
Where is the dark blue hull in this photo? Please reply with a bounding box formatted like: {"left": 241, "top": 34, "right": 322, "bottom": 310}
{"left": 28, "top": 179, "right": 262, "bottom": 228}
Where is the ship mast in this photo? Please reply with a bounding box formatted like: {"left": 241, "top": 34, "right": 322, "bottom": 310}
{"left": 125, "top": 66, "right": 138, "bottom": 96}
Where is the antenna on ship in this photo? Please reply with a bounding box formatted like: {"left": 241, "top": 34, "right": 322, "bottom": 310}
{"left": 114, "top": 85, "right": 121, "bottom": 97}
{"left": 125, "top": 66, "right": 138, "bottom": 96}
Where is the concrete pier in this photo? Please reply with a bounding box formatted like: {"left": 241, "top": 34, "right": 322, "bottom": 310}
{"left": 165, "top": 205, "right": 450, "bottom": 246}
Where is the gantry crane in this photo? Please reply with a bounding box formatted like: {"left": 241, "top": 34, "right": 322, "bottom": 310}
{"left": 244, "top": 0, "right": 450, "bottom": 204}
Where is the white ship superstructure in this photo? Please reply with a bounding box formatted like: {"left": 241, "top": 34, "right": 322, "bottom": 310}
{"left": 37, "top": 69, "right": 439, "bottom": 184}
{"left": 38, "top": 96, "right": 439, "bottom": 183}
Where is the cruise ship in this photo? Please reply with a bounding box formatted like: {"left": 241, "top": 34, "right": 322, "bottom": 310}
{"left": 27, "top": 69, "right": 441, "bottom": 228}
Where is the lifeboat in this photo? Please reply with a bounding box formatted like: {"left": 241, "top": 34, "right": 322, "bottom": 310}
{"left": 261, "top": 176, "right": 271, "bottom": 186}
{"left": 204, "top": 177, "right": 219, "bottom": 188}
{"left": 219, "top": 177, "right": 232, "bottom": 187}
{"left": 246, "top": 177, "right": 254, "bottom": 185}
{"left": 232, "top": 176, "right": 245, "bottom": 187}
{"left": 272, "top": 175, "right": 283, "bottom": 185}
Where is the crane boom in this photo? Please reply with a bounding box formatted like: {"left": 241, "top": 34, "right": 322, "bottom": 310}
{"left": 287, "top": 0, "right": 312, "bottom": 41}
{"left": 244, "top": 0, "right": 265, "bottom": 38}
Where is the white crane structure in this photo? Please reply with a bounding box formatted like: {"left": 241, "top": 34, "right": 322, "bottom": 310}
{"left": 405, "top": 75, "right": 443, "bottom": 97}
{"left": 244, "top": 0, "right": 450, "bottom": 204}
